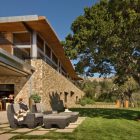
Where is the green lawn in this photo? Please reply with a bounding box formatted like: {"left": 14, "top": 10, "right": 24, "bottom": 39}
{"left": 12, "top": 108, "right": 140, "bottom": 140}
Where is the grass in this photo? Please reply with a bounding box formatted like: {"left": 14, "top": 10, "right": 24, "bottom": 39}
{"left": 11, "top": 108, "right": 140, "bottom": 140}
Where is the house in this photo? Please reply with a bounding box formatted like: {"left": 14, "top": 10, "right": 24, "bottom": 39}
{"left": 0, "top": 15, "right": 84, "bottom": 111}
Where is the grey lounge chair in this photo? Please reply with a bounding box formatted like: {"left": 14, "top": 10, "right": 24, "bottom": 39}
{"left": 32, "top": 103, "right": 78, "bottom": 123}
{"left": 32, "top": 103, "right": 73, "bottom": 128}
{"left": 7, "top": 104, "right": 43, "bottom": 128}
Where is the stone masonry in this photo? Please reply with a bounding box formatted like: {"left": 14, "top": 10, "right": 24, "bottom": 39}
{"left": 0, "top": 59, "right": 85, "bottom": 111}
{"left": 31, "top": 59, "right": 85, "bottom": 111}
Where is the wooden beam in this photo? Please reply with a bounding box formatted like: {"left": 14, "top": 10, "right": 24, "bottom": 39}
{"left": 14, "top": 45, "right": 31, "bottom": 48}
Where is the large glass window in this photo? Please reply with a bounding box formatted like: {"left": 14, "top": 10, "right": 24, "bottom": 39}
{"left": 37, "top": 35, "right": 44, "bottom": 52}
{"left": 52, "top": 52, "right": 58, "bottom": 65}
{"left": 13, "top": 32, "right": 31, "bottom": 60}
{"left": 45, "top": 44, "right": 51, "bottom": 58}
{"left": 0, "top": 84, "right": 14, "bottom": 111}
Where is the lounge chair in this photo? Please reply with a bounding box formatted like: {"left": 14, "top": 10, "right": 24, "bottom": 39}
{"left": 7, "top": 104, "right": 43, "bottom": 128}
{"left": 32, "top": 103, "right": 79, "bottom": 123}
{"left": 32, "top": 103, "right": 73, "bottom": 128}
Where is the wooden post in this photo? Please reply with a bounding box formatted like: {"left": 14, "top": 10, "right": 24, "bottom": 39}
{"left": 116, "top": 100, "right": 120, "bottom": 108}
{"left": 125, "top": 100, "right": 129, "bottom": 108}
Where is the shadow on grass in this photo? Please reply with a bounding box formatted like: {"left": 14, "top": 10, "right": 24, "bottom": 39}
{"left": 70, "top": 108, "right": 140, "bottom": 120}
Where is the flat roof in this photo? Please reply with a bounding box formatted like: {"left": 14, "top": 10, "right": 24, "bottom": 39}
{"left": 0, "top": 15, "right": 82, "bottom": 80}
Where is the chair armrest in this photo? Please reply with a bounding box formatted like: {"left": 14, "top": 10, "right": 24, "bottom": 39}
{"left": 24, "top": 112, "right": 36, "bottom": 122}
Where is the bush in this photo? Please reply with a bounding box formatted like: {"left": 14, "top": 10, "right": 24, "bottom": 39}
{"left": 79, "top": 97, "right": 95, "bottom": 106}
{"left": 30, "top": 93, "right": 41, "bottom": 103}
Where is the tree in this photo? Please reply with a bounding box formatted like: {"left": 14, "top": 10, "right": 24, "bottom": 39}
{"left": 63, "top": 0, "right": 140, "bottom": 85}
{"left": 113, "top": 77, "right": 140, "bottom": 107}
{"left": 79, "top": 80, "right": 98, "bottom": 99}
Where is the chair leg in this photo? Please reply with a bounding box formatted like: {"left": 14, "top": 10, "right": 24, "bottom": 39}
{"left": 10, "top": 123, "right": 18, "bottom": 128}
{"left": 58, "top": 124, "right": 66, "bottom": 129}
{"left": 44, "top": 123, "right": 51, "bottom": 129}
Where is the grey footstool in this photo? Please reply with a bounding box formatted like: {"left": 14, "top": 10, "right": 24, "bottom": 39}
{"left": 59, "top": 112, "right": 79, "bottom": 122}
{"left": 43, "top": 114, "right": 71, "bottom": 129}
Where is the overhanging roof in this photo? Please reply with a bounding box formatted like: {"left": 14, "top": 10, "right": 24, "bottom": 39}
{"left": 0, "top": 15, "right": 82, "bottom": 80}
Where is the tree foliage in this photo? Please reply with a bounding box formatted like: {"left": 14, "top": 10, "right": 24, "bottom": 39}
{"left": 79, "top": 79, "right": 116, "bottom": 102}
{"left": 63, "top": 0, "right": 140, "bottom": 84}
{"left": 78, "top": 77, "right": 140, "bottom": 106}
{"left": 113, "top": 77, "right": 140, "bottom": 107}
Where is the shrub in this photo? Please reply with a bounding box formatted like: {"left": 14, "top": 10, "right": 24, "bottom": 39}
{"left": 30, "top": 93, "right": 41, "bottom": 103}
{"left": 79, "top": 97, "right": 95, "bottom": 106}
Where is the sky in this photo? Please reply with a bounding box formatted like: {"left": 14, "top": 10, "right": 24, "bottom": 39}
{"left": 0, "top": 0, "right": 101, "bottom": 77}
{"left": 0, "top": 0, "right": 98, "bottom": 41}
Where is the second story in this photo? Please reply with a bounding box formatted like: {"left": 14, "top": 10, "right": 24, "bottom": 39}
{"left": 0, "top": 15, "right": 81, "bottom": 81}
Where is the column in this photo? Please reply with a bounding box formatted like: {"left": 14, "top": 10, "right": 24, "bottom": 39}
{"left": 31, "top": 31, "right": 37, "bottom": 58}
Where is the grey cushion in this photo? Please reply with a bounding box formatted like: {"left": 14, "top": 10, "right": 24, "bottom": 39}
{"left": 59, "top": 112, "right": 79, "bottom": 115}
{"left": 43, "top": 114, "right": 70, "bottom": 120}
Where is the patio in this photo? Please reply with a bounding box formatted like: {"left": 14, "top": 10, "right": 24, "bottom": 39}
{"left": 0, "top": 117, "right": 86, "bottom": 139}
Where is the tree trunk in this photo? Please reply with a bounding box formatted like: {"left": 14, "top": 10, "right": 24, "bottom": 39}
{"left": 127, "top": 90, "right": 135, "bottom": 108}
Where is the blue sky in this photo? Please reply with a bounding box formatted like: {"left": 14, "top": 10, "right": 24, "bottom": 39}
{"left": 0, "top": 0, "right": 97, "bottom": 41}
{"left": 0, "top": 0, "right": 101, "bottom": 77}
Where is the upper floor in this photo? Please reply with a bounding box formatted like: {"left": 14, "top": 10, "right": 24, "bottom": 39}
{"left": 0, "top": 15, "right": 81, "bottom": 81}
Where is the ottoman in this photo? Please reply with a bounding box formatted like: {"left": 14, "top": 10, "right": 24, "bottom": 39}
{"left": 43, "top": 114, "right": 71, "bottom": 129}
{"left": 59, "top": 112, "right": 79, "bottom": 122}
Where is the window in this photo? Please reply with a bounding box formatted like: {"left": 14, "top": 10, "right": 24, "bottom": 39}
{"left": 37, "top": 35, "right": 44, "bottom": 52}
{"left": 76, "top": 96, "right": 78, "bottom": 103}
{"left": 61, "top": 66, "right": 67, "bottom": 77}
{"left": 70, "top": 91, "right": 74, "bottom": 97}
{"left": 45, "top": 44, "right": 51, "bottom": 58}
{"left": 52, "top": 52, "right": 58, "bottom": 65}
{"left": 64, "top": 92, "right": 68, "bottom": 103}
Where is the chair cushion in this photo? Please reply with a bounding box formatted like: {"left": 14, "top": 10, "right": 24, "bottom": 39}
{"left": 59, "top": 112, "right": 79, "bottom": 116}
{"left": 43, "top": 114, "right": 71, "bottom": 120}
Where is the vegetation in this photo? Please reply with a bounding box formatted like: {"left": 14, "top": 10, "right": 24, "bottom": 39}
{"left": 78, "top": 78, "right": 115, "bottom": 102}
{"left": 30, "top": 93, "right": 41, "bottom": 103}
{"left": 113, "top": 77, "right": 140, "bottom": 107}
{"left": 78, "top": 97, "right": 95, "bottom": 106}
{"left": 77, "top": 78, "right": 140, "bottom": 107}
{"left": 11, "top": 108, "right": 140, "bottom": 140}
{"left": 63, "top": 0, "right": 140, "bottom": 86}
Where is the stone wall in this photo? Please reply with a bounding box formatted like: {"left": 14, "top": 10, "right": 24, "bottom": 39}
{"left": 31, "top": 59, "right": 85, "bottom": 111}
{"left": 0, "top": 59, "right": 85, "bottom": 111}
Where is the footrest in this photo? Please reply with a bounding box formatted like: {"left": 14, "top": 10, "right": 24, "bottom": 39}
{"left": 43, "top": 115, "right": 71, "bottom": 129}
{"left": 59, "top": 112, "right": 79, "bottom": 122}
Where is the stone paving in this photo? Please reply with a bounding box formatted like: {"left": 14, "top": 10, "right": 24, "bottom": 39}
{"left": 0, "top": 117, "right": 86, "bottom": 140}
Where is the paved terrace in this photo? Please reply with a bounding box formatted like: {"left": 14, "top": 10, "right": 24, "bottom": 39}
{"left": 0, "top": 117, "right": 86, "bottom": 140}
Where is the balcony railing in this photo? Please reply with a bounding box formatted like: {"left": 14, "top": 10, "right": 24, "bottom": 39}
{"left": 13, "top": 47, "right": 30, "bottom": 61}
